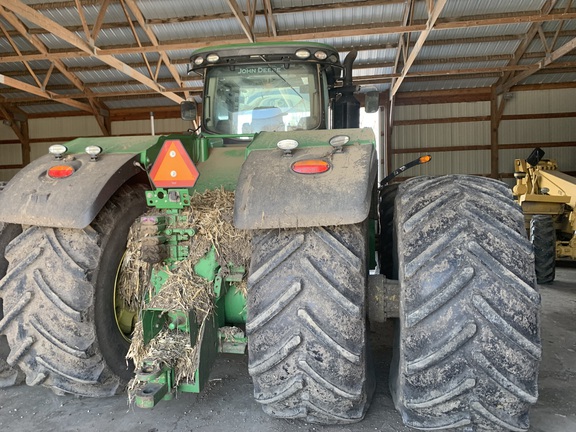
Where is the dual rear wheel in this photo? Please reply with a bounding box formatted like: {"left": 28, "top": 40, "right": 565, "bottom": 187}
{"left": 248, "top": 175, "right": 541, "bottom": 431}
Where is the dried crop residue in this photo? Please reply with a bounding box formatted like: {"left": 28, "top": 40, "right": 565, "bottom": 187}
{"left": 122, "top": 188, "right": 251, "bottom": 397}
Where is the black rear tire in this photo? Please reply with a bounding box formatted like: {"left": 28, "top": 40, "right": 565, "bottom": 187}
{"left": 392, "top": 175, "right": 541, "bottom": 431}
{"left": 247, "top": 222, "right": 373, "bottom": 424}
{"left": 0, "top": 184, "right": 147, "bottom": 396}
{"left": 530, "top": 215, "right": 556, "bottom": 284}
{"left": 0, "top": 222, "right": 22, "bottom": 387}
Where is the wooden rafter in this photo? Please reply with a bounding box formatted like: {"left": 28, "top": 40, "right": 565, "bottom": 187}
{"left": 499, "top": 36, "right": 576, "bottom": 92}
{"left": 391, "top": 0, "right": 448, "bottom": 97}
{"left": 495, "top": 0, "right": 558, "bottom": 94}
{"left": 227, "top": 0, "right": 255, "bottom": 42}
{"left": 0, "top": 6, "right": 111, "bottom": 134}
{"left": 123, "top": 0, "right": 190, "bottom": 99}
{"left": 0, "top": 0, "right": 184, "bottom": 105}
{"left": 0, "top": 73, "right": 93, "bottom": 112}
{"left": 5, "top": 61, "right": 576, "bottom": 104}
{"left": 91, "top": 0, "right": 112, "bottom": 42}
{"left": 2, "top": 11, "right": 576, "bottom": 64}
{"left": 263, "top": 0, "right": 277, "bottom": 37}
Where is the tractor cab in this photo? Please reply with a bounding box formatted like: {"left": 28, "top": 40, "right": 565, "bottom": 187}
{"left": 183, "top": 42, "right": 347, "bottom": 139}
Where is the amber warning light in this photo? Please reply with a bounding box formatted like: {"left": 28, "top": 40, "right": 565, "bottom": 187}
{"left": 150, "top": 140, "right": 199, "bottom": 188}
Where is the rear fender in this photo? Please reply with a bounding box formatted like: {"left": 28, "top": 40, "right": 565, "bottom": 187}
{"left": 0, "top": 152, "right": 142, "bottom": 229}
{"left": 0, "top": 134, "right": 204, "bottom": 229}
{"left": 233, "top": 128, "right": 377, "bottom": 229}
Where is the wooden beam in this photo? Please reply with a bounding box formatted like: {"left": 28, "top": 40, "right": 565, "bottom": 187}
{"left": 0, "top": 6, "right": 112, "bottom": 134}
{"left": 495, "top": 0, "right": 557, "bottom": 92}
{"left": 499, "top": 36, "right": 576, "bottom": 92}
{"left": 0, "top": 104, "right": 30, "bottom": 165}
{"left": 227, "top": 0, "right": 255, "bottom": 42}
{"left": 0, "top": 73, "right": 93, "bottom": 112}
{"left": 490, "top": 86, "right": 499, "bottom": 179}
{"left": 0, "top": 0, "right": 184, "bottom": 105}
{"left": 91, "top": 0, "right": 111, "bottom": 42}
{"left": 263, "top": 0, "right": 277, "bottom": 37}
{"left": 391, "top": 0, "right": 447, "bottom": 97}
{"left": 123, "top": 0, "right": 189, "bottom": 99}
{"left": 3, "top": 10, "right": 576, "bottom": 63}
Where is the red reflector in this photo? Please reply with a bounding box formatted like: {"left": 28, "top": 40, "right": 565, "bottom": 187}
{"left": 48, "top": 165, "right": 74, "bottom": 179}
{"left": 149, "top": 139, "right": 200, "bottom": 188}
{"left": 291, "top": 159, "right": 331, "bottom": 174}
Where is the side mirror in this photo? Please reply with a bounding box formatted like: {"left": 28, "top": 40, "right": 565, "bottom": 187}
{"left": 365, "top": 91, "right": 380, "bottom": 113}
{"left": 181, "top": 101, "right": 197, "bottom": 121}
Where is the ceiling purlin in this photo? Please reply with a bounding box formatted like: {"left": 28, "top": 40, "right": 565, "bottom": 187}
{"left": 0, "top": 0, "right": 184, "bottom": 107}
{"left": 123, "top": 0, "right": 190, "bottom": 100}
{"left": 391, "top": 0, "right": 448, "bottom": 98}
{"left": 5, "top": 9, "right": 574, "bottom": 64}
{"left": 227, "top": 0, "right": 255, "bottom": 42}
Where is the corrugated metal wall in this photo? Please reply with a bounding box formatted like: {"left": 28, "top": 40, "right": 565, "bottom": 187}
{"left": 498, "top": 89, "right": 576, "bottom": 175}
{"left": 392, "top": 88, "right": 576, "bottom": 179}
{"left": 1, "top": 89, "right": 575, "bottom": 181}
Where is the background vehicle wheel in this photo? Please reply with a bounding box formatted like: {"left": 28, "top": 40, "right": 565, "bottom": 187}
{"left": 530, "top": 215, "right": 556, "bottom": 284}
{"left": 392, "top": 175, "right": 540, "bottom": 431}
{"left": 0, "top": 222, "right": 22, "bottom": 387}
{"left": 247, "top": 222, "right": 373, "bottom": 424}
{"left": 0, "top": 184, "right": 147, "bottom": 396}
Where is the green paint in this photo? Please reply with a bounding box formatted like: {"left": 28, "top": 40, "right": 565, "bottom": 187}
{"left": 224, "top": 285, "right": 247, "bottom": 324}
{"left": 245, "top": 128, "right": 376, "bottom": 155}
{"left": 194, "top": 247, "right": 219, "bottom": 282}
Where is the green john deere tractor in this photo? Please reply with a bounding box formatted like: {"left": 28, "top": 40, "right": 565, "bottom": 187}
{"left": 0, "top": 42, "right": 540, "bottom": 431}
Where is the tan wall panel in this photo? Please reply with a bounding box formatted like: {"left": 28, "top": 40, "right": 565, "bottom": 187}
{"left": 30, "top": 116, "right": 104, "bottom": 139}
{"left": 0, "top": 144, "right": 23, "bottom": 164}
{"left": 111, "top": 118, "right": 189, "bottom": 135}
{"left": 0, "top": 124, "right": 18, "bottom": 140}
{"left": 505, "top": 88, "right": 576, "bottom": 115}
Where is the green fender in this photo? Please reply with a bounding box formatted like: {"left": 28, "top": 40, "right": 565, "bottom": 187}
{"left": 0, "top": 135, "right": 180, "bottom": 229}
{"left": 233, "top": 128, "right": 378, "bottom": 229}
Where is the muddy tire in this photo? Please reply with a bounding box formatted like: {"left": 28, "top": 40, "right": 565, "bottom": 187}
{"left": 0, "top": 184, "right": 147, "bottom": 396}
{"left": 0, "top": 222, "right": 22, "bottom": 387}
{"left": 392, "top": 175, "right": 541, "bottom": 431}
{"left": 379, "top": 184, "right": 399, "bottom": 279}
{"left": 530, "top": 215, "right": 556, "bottom": 284}
{"left": 247, "top": 222, "right": 373, "bottom": 424}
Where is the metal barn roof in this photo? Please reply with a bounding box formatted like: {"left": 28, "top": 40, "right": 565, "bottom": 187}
{"left": 0, "top": 0, "right": 575, "bottom": 122}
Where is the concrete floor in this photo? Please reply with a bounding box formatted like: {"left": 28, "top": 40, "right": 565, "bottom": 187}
{"left": 0, "top": 266, "right": 574, "bottom": 432}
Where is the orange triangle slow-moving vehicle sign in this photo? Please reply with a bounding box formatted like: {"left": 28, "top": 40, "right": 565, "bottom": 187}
{"left": 150, "top": 139, "right": 199, "bottom": 188}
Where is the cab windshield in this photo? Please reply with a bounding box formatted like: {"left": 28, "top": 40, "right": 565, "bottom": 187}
{"left": 203, "top": 63, "right": 321, "bottom": 135}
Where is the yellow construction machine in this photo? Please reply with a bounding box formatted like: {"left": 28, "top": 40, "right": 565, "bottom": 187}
{"left": 513, "top": 148, "right": 576, "bottom": 283}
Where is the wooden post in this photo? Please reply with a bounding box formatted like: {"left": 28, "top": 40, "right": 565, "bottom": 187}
{"left": 490, "top": 86, "right": 499, "bottom": 179}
